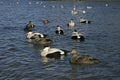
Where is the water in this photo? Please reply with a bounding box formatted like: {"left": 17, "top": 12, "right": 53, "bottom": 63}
{"left": 0, "top": 0, "right": 120, "bottom": 80}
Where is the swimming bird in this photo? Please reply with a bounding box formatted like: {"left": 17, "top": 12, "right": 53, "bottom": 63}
{"left": 40, "top": 46, "right": 68, "bottom": 58}
{"left": 87, "top": 6, "right": 92, "bottom": 9}
{"left": 71, "top": 7, "right": 78, "bottom": 15}
{"left": 30, "top": 34, "right": 52, "bottom": 46}
{"left": 26, "top": 31, "right": 47, "bottom": 39}
{"left": 55, "top": 25, "right": 64, "bottom": 35}
{"left": 71, "top": 30, "right": 85, "bottom": 41}
{"left": 43, "top": 18, "right": 49, "bottom": 24}
{"left": 67, "top": 19, "right": 75, "bottom": 29}
{"left": 35, "top": 38, "right": 52, "bottom": 46}
{"left": 80, "top": 17, "right": 91, "bottom": 24}
{"left": 70, "top": 48, "right": 100, "bottom": 65}
{"left": 24, "top": 21, "right": 35, "bottom": 32}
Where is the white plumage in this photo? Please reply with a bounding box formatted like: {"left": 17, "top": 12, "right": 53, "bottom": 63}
{"left": 41, "top": 47, "right": 64, "bottom": 56}
{"left": 40, "top": 47, "right": 68, "bottom": 58}
{"left": 68, "top": 19, "right": 75, "bottom": 28}
{"left": 26, "top": 31, "right": 45, "bottom": 39}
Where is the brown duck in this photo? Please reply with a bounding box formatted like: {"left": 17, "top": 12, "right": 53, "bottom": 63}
{"left": 70, "top": 48, "right": 100, "bottom": 65}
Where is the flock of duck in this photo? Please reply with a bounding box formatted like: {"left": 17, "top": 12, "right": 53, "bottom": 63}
{"left": 24, "top": 18, "right": 100, "bottom": 65}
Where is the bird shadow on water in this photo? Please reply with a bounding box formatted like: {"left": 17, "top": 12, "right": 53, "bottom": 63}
{"left": 40, "top": 55, "right": 66, "bottom": 63}
{"left": 68, "top": 63, "right": 101, "bottom": 80}
{"left": 69, "top": 64, "right": 79, "bottom": 80}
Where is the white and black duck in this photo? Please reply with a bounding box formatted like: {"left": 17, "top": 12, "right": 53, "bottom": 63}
{"left": 71, "top": 6, "right": 78, "bottom": 15}
{"left": 71, "top": 30, "right": 85, "bottom": 41}
{"left": 41, "top": 46, "right": 69, "bottom": 59}
{"left": 26, "top": 31, "right": 47, "bottom": 39}
{"left": 55, "top": 25, "right": 64, "bottom": 35}
{"left": 67, "top": 19, "right": 75, "bottom": 29}
{"left": 80, "top": 17, "right": 91, "bottom": 24}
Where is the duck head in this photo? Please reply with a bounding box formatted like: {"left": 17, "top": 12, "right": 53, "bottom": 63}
{"left": 70, "top": 48, "right": 78, "bottom": 55}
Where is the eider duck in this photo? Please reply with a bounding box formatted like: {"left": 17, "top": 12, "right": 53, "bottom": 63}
{"left": 87, "top": 6, "right": 93, "bottom": 9}
{"left": 35, "top": 38, "right": 52, "bottom": 46}
{"left": 26, "top": 31, "right": 47, "bottom": 39}
{"left": 30, "top": 34, "right": 52, "bottom": 46}
{"left": 24, "top": 21, "right": 35, "bottom": 32}
{"left": 71, "top": 30, "right": 85, "bottom": 41}
{"left": 70, "top": 48, "right": 100, "bottom": 65}
{"left": 43, "top": 18, "right": 49, "bottom": 24}
{"left": 67, "top": 19, "right": 75, "bottom": 29}
{"left": 71, "top": 7, "right": 78, "bottom": 15}
{"left": 41, "top": 46, "right": 68, "bottom": 58}
{"left": 55, "top": 25, "right": 64, "bottom": 35}
{"left": 80, "top": 17, "right": 91, "bottom": 24}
